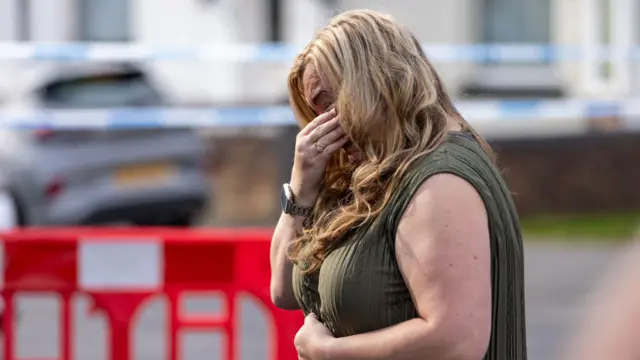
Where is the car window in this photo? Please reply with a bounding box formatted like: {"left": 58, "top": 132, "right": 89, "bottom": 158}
{"left": 39, "top": 72, "right": 165, "bottom": 108}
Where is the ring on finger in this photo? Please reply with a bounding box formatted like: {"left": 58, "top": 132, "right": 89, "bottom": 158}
{"left": 314, "top": 141, "right": 325, "bottom": 152}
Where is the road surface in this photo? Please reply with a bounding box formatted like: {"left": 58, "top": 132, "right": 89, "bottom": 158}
{"left": 5, "top": 242, "right": 627, "bottom": 360}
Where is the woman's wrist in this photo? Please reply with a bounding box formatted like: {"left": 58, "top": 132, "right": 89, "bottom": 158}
{"left": 315, "top": 336, "right": 337, "bottom": 360}
{"left": 289, "top": 181, "right": 319, "bottom": 208}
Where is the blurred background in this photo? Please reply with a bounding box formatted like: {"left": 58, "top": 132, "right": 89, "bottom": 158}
{"left": 0, "top": 0, "right": 638, "bottom": 359}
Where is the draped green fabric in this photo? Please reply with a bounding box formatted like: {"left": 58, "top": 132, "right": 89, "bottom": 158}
{"left": 293, "top": 131, "right": 528, "bottom": 359}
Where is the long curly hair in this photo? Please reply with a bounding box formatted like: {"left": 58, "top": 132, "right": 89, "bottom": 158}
{"left": 287, "top": 10, "right": 492, "bottom": 274}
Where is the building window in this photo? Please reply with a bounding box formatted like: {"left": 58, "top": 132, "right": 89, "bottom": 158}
{"left": 462, "top": 0, "right": 561, "bottom": 98}
{"left": 482, "top": 0, "right": 551, "bottom": 43}
{"left": 78, "top": 0, "right": 131, "bottom": 41}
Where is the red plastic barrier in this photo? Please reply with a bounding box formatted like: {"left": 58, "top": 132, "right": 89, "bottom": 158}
{"left": 0, "top": 228, "right": 304, "bottom": 360}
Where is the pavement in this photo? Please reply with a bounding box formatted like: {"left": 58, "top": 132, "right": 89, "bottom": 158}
{"left": 3, "top": 241, "right": 628, "bottom": 360}
{"left": 524, "top": 242, "right": 624, "bottom": 360}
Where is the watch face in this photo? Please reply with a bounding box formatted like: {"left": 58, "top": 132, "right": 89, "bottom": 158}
{"left": 281, "top": 188, "right": 287, "bottom": 210}
{"left": 281, "top": 184, "right": 291, "bottom": 212}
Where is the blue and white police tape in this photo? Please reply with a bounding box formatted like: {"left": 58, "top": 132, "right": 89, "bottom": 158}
{"left": 0, "top": 99, "right": 639, "bottom": 130}
{"left": 2, "top": 43, "right": 640, "bottom": 63}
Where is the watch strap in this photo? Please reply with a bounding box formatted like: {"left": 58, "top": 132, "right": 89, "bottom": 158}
{"left": 288, "top": 200, "right": 313, "bottom": 217}
{"left": 283, "top": 183, "right": 314, "bottom": 217}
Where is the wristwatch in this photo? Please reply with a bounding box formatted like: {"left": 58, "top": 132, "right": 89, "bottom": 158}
{"left": 281, "top": 183, "right": 313, "bottom": 217}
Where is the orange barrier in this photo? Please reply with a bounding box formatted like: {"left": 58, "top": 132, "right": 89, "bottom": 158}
{"left": 0, "top": 228, "right": 304, "bottom": 360}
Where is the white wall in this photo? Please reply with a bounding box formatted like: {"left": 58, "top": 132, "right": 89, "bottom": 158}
{"left": 133, "top": 0, "right": 245, "bottom": 104}
{"left": 0, "top": 0, "right": 77, "bottom": 41}
{"left": 553, "top": 0, "right": 582, "bottom": 97}
{"left": 237, "top": 0, "right": 482, "bottom": 103}
{"left": 0, "top": 0, "right": 18, "bottom": 41}
{"left": 136, "top": 0, "right": 332, "bottom": 104}
{"left": 239, "top": 0, "right": 335, "bottom": 104}
{"left": 29, "top": 0, "right": 77, "bottom": 41}
{"left": 0, "top": 0, "right": 19, "bottom": 100}
{"left": 556, "top": 0, "right": 640, "bottom": 98}
{"left": 336, "top": 0, "right": 479, "bottom": 97}
{"left": 0, "top": 0, "right": 78, "bottom": 101}
{"left": 0, "top": 0, "right": 482, "bottom": 104}
{"left": 0, "top": 0, "right": 635, "bottom": 104}
{"left": 282, "top": 0, "right": 331, "bottom": 46}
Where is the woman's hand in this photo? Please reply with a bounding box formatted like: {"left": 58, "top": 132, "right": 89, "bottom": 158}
{"left": 295, "top": 313, "right": 335, "bottom": 360}
{"left": 290, "top": 109, "right": 349, "bottom": 207}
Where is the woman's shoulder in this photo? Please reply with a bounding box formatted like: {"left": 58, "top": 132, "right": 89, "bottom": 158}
{"left": 412, "top": 131, "right": 492, "bottom": 175}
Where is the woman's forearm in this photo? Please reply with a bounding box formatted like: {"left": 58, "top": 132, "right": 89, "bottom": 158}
{"left": 322, "top": 318, "right": 473, "bottom": 360}
{"left": 322, "top": 319, "right": 429, "bottom": 360}
{"left": 269, "top": 212, "right": 305, "bottom": 310}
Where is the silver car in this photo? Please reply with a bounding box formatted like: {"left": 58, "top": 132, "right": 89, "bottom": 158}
{"left": 0, "top": 63, "right": 210, "bottom": 226}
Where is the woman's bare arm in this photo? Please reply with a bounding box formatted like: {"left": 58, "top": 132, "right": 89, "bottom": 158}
{"left": 320, "top": 173, "right": 492, "bottom": 360}
{"left": 270, "top": 209, "right": 307, "bottom": 310}
{"left": 271, "top": 108, "right": 345, "bottom": 310}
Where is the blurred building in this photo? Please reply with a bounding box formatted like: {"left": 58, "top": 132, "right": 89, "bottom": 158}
{"left": 0, "top": 0, "right": 638, "bottom": 104}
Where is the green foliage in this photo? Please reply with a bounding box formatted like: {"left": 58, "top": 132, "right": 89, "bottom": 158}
{"left": 521, "top": 212, "right": 640, "bottom": 242}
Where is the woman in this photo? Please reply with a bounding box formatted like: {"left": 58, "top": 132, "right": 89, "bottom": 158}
{"left": 269, "top": 9, "right": 527, "bottom": 360}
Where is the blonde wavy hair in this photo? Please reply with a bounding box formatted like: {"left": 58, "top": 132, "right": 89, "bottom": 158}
{"left": 288, "top": 10, "right": 491, "bottom": 274}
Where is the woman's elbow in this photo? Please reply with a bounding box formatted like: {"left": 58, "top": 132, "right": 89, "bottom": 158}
{"left": 270, "top": 283, "right": 300, "bottom": 310}
{"left": 456, "top": 340, "right": 490, "bottom": 360}
{"left": 450, "top": 327, "right": 491, "bottom": 360}
{"left": 431, "top": 319, "right": 490, "bottom": 360}
{"left": 271, "top": 294, "right": 300, "bottom": 310}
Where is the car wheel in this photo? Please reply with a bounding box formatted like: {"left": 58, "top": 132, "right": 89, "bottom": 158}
{"left": 132, "top": 213, "right": 194, "bottom": 227}
{"left": 159, "top": 214, "right": 194, "bottom": 227}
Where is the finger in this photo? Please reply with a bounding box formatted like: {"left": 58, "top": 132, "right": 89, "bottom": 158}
{"left": 318, "top": 135, "right": 350, "bottom": 157}
{"left": 308, "top": 117, "right": 341, "bottom": 143}
{"left": 315, "top": 126, "right": 345, "bottom": 148}
{"left": 301, "top": 108, "right": 337, "bottom": 136}
{"left": 305, "top": 313, "right": 318, "bottom": 324}
{"left": 304, "top": 313, "right": 318, "bottom": 323}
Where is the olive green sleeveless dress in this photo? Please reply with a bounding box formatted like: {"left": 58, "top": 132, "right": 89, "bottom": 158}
{"left": 292, "top": 131, "right": 528, "bottom": 359}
